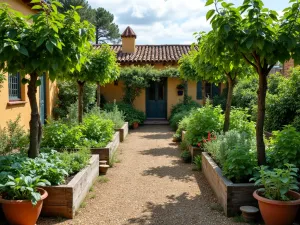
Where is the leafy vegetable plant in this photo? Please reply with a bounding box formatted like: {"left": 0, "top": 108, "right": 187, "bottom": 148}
{"left": 251, "top": 164, "right": 299, "bottom": 201}
{"left": 0, "top": 175, "right": 50, "bottom": 205}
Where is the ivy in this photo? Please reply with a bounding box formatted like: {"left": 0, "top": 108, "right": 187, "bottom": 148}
{"left": 120, "top": 65, "right": 179, "bottom": 104}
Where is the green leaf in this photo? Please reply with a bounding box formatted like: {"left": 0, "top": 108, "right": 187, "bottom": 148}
{"left": 18, "top": 46, "right": 29, "bottom": 56}
{"left": 30, "top": 0, "right": 41, "bottom": 3}
{"left": 22, "top": 78, "right": 29, "bottom": 84}
{"left": 36, "top": 38, "right": 46, "bottom": 48}
{"left": 32, "top": 5, "right": 42, "bottom": 10}
{"left": 246, "top": 38, "right": 253, "bottom": 49}
{"left": 36, "top": 80, "right": 41, "bottom": 87}
{"left": 206, "top": 9, "right": 216, "bottom": 20}
{"left": 224, "top": 24, "right": 230, "bottom": 33}
{"left": 205, "top": 0, "right": 214, "bottom": 6}
{"left": 46, "top": 40, "right": 53, "bottom": 54}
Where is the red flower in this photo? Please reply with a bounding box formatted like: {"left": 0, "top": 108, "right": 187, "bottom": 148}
{"left": 197, "top": 142, "right": 201, "bottom": 147}
{"left": 207, "top": 132, "right": 211, "bottom": 141}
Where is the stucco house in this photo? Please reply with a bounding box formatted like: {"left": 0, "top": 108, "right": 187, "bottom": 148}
{"left": 97, "top": 27, "right": 222, "bottom": 119}
{"left": 0, "top": 0, "right": 57, "bottom": 129}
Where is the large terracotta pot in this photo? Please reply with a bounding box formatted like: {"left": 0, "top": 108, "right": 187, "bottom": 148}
{"left": 133, "top": 122, "right": 139, "bottom": 129}
{"left": 253, "top": 190, "right": 300, "bottom": 225}
{"left": 0, "top": 188, "right": 48, "bottom": 225}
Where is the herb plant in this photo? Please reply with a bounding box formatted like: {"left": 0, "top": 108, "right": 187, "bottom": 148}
{"left": 181, "top": 150, "right": 191, "bottom": 163}
{"left": 251, "top": 164, "right": 299, "bottom": 201}
{"left": 193, "top": 155, "right": 202, "bottom": 171}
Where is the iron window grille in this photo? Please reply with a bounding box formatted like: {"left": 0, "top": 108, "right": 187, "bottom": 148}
{"left": 8, "top": 72, "right": 21, "bottom": 101}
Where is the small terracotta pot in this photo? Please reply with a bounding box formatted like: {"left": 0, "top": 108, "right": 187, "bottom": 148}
{"left": 133, "top": 122, "right": 139, "bottom": 129}
{"left": 253, "top": 190, "right": 300, "bottom": 225}
{"left": 0, "top": 188, "right": 48, "bottom": 225}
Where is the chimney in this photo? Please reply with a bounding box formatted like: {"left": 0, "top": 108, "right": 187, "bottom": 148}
{"left": 121, "top": 26, "right": 136, "bottom": 53}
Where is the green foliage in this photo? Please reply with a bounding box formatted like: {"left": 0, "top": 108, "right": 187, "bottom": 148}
{"left": 59, "top": 148, "right": 90, "bottom": 175}
{"left": 42, "top": 120, "right": 84, "bottom": 149}
{"left": 174, "top": 116, "right": 192, "bottom": 142}
{"left": 180, "top": 139, "right": 190, "bottom": 152}
{"left": 53, "top": 80, "right": 96, "bottom": 119}
{"left": 0, "top": 174, "right": 50, "bottom": 205}
{"left": 83, "top": 113, "right": 114, "bottom": 146}
{"left": 185, "top": 102, "right": 224, "bottom": 146}
{"left": 193, "top": 155, "right": 202, "bottom": 171}
{"left": 0, "top": 115, "right": 29, "bottom": 155}
{"left": 229, "top": 108, "right": 256, "bottom": 138}
{"left": 204, "top": 130, "right": 256, "bottom": 182}
{"left": 104, "top": 102, "right": 146, "bottom": 126}
{"left": 120, "top": 66, "right": 179, "bottom": 104}
{"left": 265, "top": 68, "right": 300, "bottom": 131}
{"left": 0, "top": 73, "right": 5, "bottom": 91}
{"left": 169, "top": 99, "right": 200, "bottom": 130}
{"left": 268, "top": 125, "right": 300, "bottom": 169}
{"left": 99, "top": 104, "right": 125, "bottom": 129}
{"left": 180, "top": 150, "right": 191, "bottom": 163}
{"left": 251, "top": 164, "right": 299, "bottom": 201}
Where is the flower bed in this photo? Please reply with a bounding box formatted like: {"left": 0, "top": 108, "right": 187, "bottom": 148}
{"left": 41, "top": 155, "right": 99, "bottom": 218}
{"left": 91, "top": 131, "right": 120, "bottom": 164}
{"left": 202, "top": 152, "right": 258, "bottom": 217}
{"left": 115, "top": 122, "right": 128, "bottom": 142}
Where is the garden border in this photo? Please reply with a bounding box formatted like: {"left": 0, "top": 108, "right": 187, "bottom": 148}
{"left": 201, "top": 152, "right": 258, "bottom": 217}
{"left": 115, "top": 122, "right": 128, "bottom": 142}
{"left": 41, "top": 155, "right": 99, "bottom": 219}
{"left": 91, "top": 131, "right": 120, "bottom": 164}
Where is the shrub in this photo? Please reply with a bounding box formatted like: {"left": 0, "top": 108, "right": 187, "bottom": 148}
{"left": 185, "top": 102, "right": 224, "bottom": 146}
{"left": 82, "top": 114, "right": 114, "bottom": 147}
{"left": 229, "top": 108, "right": 256, "bottom": 138}
{"left": 0, "top": 116, "right": 29, "bottom": 155}
{"left": 104, "top": 102, "right": 146, "bottom": 126}
{"left": 174, "top": 115, "right": 192, "bottom": 142}
{"left": 100, "top": 104, "right": 125, "bottom": 129}
{"left": 42, "top": 120, "right": 84, "bottom": 149}
{"left": 53, "top": 81, "right": 96, "bottom": 119}
{"left": 204, "top": 130, "right": 257, "bottom": 183}
{"left": 193, "top": 155, "right": 202, "bottom": 171}
{"left": 268, "top": 125, "right": 300, "bottom": 169}
{"left": 265, "top": 68, "right": 300, "bottom": 131}
{"left": 169, "top": 99, "right": 200, "bottom": 131}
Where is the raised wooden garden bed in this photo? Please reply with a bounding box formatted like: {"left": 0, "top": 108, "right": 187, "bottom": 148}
{"left": 41, "top": 155, "right": 99, "bottom": 219}
{"left": 181, "top": 131, "right": 186, "bottom": 141}
{"left": 189, "top": 145, "right": 202, "bottom": 159}
{"left": 202, "top": 152, "right": 258, "bottom": 217}
{"left": 115, "top": 122, "right": 128, "bottom": 142}
{"left": 91, "top": 131, "right": 120, "bottom": 164}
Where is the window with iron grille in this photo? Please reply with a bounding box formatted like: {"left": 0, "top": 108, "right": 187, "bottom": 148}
{"left": 8, "top": 72, "right": 21, "bottom": 101}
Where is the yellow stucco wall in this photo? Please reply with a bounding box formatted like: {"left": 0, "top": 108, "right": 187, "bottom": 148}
{"left": 0, "top": 0, "right": 34, "bottom": 15}
{"left": 122, "top": 38, "right": 136, "bottom": 53}
{"left": 0, "top": 1, "right": 57, "bottom": 129}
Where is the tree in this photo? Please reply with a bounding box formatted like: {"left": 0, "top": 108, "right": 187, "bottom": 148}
{"left": 205, "top": 0, "right": 300, "bottom": 165}
{"left": 0, "top": 1, "right": 94, "bottom": 158}
{"left": 65, "top": 44, "right": 119, "bottom": 123}
{"left": 58, "top": 0, "right": 95, "bottom": 22}
{"left": 94, "top": 8, "right": 120, "bottom": 44}
{"left": 195, "top": 31, "right": 251, "bottom": 132}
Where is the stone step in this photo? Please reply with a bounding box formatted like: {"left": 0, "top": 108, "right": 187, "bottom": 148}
{"left": 99, "top": 160, "right": 107, "bottom": 165}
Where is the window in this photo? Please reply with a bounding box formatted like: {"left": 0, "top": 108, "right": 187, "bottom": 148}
{"left": 8, "top": 72, "right": 21, "bottom": 101}
{"left": 197, "top": 81, "right": 220, "bottom": 100}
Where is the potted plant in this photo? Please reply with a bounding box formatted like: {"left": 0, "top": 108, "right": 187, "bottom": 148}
{"left": 251, "top": 164, "right": 300, "bottom": 225}
{"left": 0, "top": 174, "right": 49, "bottom": 225}
{"left": 132, "top": 120, "right": 140, "bottom": 129}
{"left": 176, "top": 84, "right": 185, "bottom": 96}
{"left": 180, "top": 150, "right": 191, "bottom": 163}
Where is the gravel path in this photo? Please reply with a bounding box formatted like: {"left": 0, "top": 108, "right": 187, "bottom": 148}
{"left": 37, "top": 125, "right": 246, "bottom": 225}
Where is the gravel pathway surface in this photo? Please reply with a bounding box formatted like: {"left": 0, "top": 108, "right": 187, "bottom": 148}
{"left": 36, "top": 125, "right": 246, "bottom": 225}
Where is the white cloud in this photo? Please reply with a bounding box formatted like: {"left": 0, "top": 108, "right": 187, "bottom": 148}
{"left": 87, "top": 0, "right": 213, "bottom": 44}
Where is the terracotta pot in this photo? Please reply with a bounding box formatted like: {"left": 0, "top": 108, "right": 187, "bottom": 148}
{"left": 253, "top": 190, "right": 300, "bottom": 225}
{"left": 0, "top": 188, "right": 48, "bottom": 225}
{"left": 133, "top": 122, "right": 139, "bottom": 129}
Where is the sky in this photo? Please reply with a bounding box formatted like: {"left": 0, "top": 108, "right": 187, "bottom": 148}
{"left": 88, "top": 0, "right": 289, "bottom": 45}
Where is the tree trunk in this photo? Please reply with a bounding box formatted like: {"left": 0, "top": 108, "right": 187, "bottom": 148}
{"left": 256, "top": 72, "right": 267, "bottom": 165}
{"left": 223, "top": 75, "right": 234, "bottom": 132}
{"left": 28, "top": 72, "right": 42, "bottom": 158}
{"left": 77, "top": 81, "right": 85, "bottom": 123}
{"left": 95, "top": 26, "right": 99, "bottom": 45}
{"left": 202, "top": 80, "right": 206, "bottom": 105}
{"left": 183, "top": 80, "right": 188, "bottom": 104}
{"left": 97, "top": 81, "right": 101, "bottom": 107}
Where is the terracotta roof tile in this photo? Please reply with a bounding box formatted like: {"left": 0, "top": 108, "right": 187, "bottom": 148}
{"left": 94, "top": 44, "right": 195, "bottom": 64}
{"left": 121, "top": 26, "right": 137, "bottom": 38}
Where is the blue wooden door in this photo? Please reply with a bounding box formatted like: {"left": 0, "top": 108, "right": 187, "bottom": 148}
{"left": 146, "top": 79, "right": 167, "bottom": 118}
{"left": 39, "top": 74, "right": 46, "bottom": 124}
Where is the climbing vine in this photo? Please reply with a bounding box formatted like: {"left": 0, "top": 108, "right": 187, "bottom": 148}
{"left": 120, "top": 65, "right": 179, "bottom": 104}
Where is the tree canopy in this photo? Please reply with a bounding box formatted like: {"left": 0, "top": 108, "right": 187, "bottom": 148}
{"left": 205, "top": 0, "right": 300, "bottom": 165}
{"left": 0, "top": 0, "right": 94, "bottom": 157}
